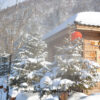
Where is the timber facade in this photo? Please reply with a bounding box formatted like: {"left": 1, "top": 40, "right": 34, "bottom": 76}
{"left": 76, "top": 23, "right": 100, "bottom": 94}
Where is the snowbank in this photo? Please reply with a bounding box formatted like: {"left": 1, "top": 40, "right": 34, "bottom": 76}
{"left": 68, "top": 92, "right": 100, "bottom": 100}
{"left": 16, "top": 92, "right": 59, "bottom": 100}
{"left": 41, "top": 94, "right": 59, "bottom": 100}
{"left": 16, "top": 93, "right": 28, "bottom": 100}
{"left": 68, "top": 92, "right": 87, "bottom": 100}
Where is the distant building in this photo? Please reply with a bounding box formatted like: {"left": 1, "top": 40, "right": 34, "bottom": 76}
{"left": 43, "top": 12, "right": 100, "bottom": 63}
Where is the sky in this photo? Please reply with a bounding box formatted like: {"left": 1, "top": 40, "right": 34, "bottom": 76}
{"left": 0, "top": 0, "right": 26, "bottom": 10}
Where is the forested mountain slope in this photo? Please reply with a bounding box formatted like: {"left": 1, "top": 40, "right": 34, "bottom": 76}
{"left": 0, "top": 0, "right": 100, "bottom": 54}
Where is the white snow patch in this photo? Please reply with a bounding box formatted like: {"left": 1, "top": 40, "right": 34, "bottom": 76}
{"left": 0, "top": 78, "right": 3, "bottom": 86}
{"left": 9, "top": 87, "right": 19, "bottom": 98}
{"left": 20, "top": 83, "right": 28, "bottom": 87}
{"left": 68, "top": 92, "right": 100, "bottom": 100}
{"left": 16, "top": 92, "right": 29, "bottom": 100}
{"left": 68, "top": 92, "right": 87, "bottom": 100}
{"left": 75, "top": 12, "right": 100, "bottom": 26}
{"left": 40, "top": 76, "right": 52, "bottom": 89}
{"left": 27, "top": 93, "right": 40, "bottom": 100}
{"left": 27, "top": 71, "right": 35, "bottom": 79}
{"left": 42, "top": 94, "right": 59, "bottom": 100}
{"left": 60, "top": 79, "right": 74, "bottom": 90}
{"left": 0, "top": 89, "right": 7, "bottom": 100}
{"left": 80, "top": 93, "right": 100, "bottom": 100}
{"left": 16, "top": 92, "right": 59, "bottom": 100}
{"left": 27, "top": 58, "right": 38, "bottom": 63}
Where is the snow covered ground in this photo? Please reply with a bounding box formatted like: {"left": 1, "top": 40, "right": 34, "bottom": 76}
{"left": 0, "top": 89, "right": 7, "bottom": 100}
{"left": 68, "top": 92, "right": 87, "bottom": 100}
{"left": 0, "top": 87, "right": 59, "bottom": 100}
{"left": 1, "top": 88, "right": 100, "bottom": 100}
{"left": 12, "top": 92, "right": 100, "bottom": 100}
{"left": 68, "top": 92, "right": 100, "bottom": 100}
{"left": 80, "top": 93, "right": 100, "bottom": 100}
{"left": 16, "top": 92, "right": 40, "bottom": 100}
{"left": 16, "top": 92, "right": 59, "bottom": 100}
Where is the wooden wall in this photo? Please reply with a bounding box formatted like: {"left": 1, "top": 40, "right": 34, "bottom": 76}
{"left": 83, "top": 39, "right": 100, "bottom": 95}
{"left": 76, "top": 24, "right": 100, "bottom": 95}
{"left": 83, "top": 39, "right": 100, "bottom": 63}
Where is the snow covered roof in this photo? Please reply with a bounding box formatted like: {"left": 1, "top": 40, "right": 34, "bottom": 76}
{"left": 43, "top": 15, "right": 76, "bottom": 40}
{"left": 43, "top": 12, "right": 100, "bottom": 40}
{"left": 75, "top": 12, "right": 100, "bottom": 26}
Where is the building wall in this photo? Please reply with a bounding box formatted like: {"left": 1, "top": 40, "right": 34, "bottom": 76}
{"left": 83, "top": 39, "right": 100, "bottom": 63}
{"left": 78, "top": 29, "right": 100, "bottom": 95}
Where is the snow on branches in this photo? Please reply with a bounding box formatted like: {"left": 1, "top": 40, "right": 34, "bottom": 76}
{"left": 54, "top": 37, "right": 100, "bottom": 91}
{"left": 10, "top": 32, "right": 49, "bottom": 88}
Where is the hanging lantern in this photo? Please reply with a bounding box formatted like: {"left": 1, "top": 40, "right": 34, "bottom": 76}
{"left": 71, "top": 31, "right": 82, "bottom": 41}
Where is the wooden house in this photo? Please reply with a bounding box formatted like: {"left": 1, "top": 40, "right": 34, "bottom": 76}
{"left": 43, "top": 12, "right": 100, "bottom": 94}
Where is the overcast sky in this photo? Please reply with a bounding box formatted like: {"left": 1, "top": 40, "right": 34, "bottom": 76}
{"left": 0, "top": 0, "right": 26, "bottom": 10}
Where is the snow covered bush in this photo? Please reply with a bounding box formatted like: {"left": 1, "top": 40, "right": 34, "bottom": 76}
{"left": 54, "top": 36, "right": 100, "bottom": 91}
{"left": 39, "top": 65, "right": 74, "bottom": 92}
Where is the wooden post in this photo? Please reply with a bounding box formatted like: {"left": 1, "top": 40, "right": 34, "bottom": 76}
{"left": 60, "top": 92, "right": 68, "bottom": 100}
{"left": 9, "top": 96, "right": 16, "bottom": 100}
{"left": 7, "top": 54, "right": 12, "bottom": 100}
{"left": 6, "top": 75, "right": 9, "bottom": 100}
{"left": 0, "top": 86, "right": 3, "bottom": 89}
{"left": 10, "top": 97, "right": 16, "bottom": 100}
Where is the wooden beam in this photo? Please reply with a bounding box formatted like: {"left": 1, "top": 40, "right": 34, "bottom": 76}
{"left": 76, "top": 24, "right": 100, "bottom": 40}
{"left": 76, "top": 24, "right": 100, "bottom": 32}
{"left": 83, "top": 35, "right": 100, "bottom": 40}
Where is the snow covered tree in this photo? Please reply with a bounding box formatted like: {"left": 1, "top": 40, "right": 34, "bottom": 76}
{"left": 39, "top": 68, "right": 73, "bottom": 92}
{"left": 53, "top": 34, "right": 100, "bottom": 91}
{"left": 10, "top": 32, "right": 50, "bottom": 88}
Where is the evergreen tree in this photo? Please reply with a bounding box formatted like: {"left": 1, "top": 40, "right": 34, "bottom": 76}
{"left": 54, "top": 35, "right": 100, "bottom": 91}
{"left": 10, "top": 32, "right": 49, "bottom": 89}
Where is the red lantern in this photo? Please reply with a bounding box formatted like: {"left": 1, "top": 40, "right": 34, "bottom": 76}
{"left": 71, "top": 31, "right": 82, "bottom": 41}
